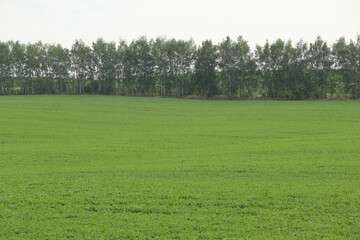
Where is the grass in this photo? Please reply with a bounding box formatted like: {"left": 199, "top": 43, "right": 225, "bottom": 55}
{"left": 0, "top": 95, "right": 359, "bottom": 239}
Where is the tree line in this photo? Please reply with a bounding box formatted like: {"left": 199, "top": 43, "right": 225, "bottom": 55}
{"left": 0, "top": 35, "right": 359, "bottom": 99}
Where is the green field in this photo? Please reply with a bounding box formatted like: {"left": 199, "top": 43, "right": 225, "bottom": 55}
{"left": 0, "top": 96, "right": 359, "bottom": 239}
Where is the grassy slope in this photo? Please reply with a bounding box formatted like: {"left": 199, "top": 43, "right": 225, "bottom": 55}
{"left": 0, "top": 95, "right": 359, "bottom": 239}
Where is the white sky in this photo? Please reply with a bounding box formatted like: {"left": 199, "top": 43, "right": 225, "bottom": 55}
{"left": 0, "top": 0, "right": 359, "bottom": 49}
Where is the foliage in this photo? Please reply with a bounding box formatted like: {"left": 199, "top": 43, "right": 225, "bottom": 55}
{"left": 195, "top": 40, "right": 218, "bottom": 97}
{"left": 0, "top": 35, "right": 359, "bottom": 99}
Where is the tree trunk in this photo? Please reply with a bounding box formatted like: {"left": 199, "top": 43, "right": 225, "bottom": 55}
{"left": 91, "top": 78, "right": 94, "bottom": 94}
{"left": 31, "top": 77, "right": 34, "bottom": 94}
{"left": 228, "top": 75, "right": 231, "bottom": 97}
{"left": 239, "top": 77, "right": 243, "bottom": 98}
{"left": 118, "top": 78, "right": 121, "bottom": 95}
{"left": 0, "top": 78, "right": 4, "bottom": 95}
{"left": 98, "top": 79, "right": 101, "bottom": 93}
{"left": 271, "top": 76, "right": 275, "bottom": 99}
{"left": 60, "top": 79, "right": 63, "bottom": 94}
{"left": 160, "top": 80, "right": 162, "bottom": 96}
{"left": 354, "top": 78, "right": 358, "bottom": 99}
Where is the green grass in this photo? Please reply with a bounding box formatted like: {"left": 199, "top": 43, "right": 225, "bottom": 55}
{"left": 0, "top": 95, "right": 359, "bottom": 239}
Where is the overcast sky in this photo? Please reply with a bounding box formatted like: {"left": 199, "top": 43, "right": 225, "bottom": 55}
{"left": 0, "top": 0, "right": 359, "bottom": 49}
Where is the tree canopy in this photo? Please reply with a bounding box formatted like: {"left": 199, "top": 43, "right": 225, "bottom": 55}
{"left": 0, "top": 35, "right": 359, "bottom": 99}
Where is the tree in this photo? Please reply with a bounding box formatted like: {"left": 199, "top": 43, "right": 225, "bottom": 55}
{"left": 233, "top": 36, "right": 253, "bottom": 97}
{"left": 333, "top": 36, "right": 360, "bottom": 98}
{"left": 132, "top": 37, "right": 155, "bottom": 95}
{"left": 255, "top": 41, "right": 272, "bottom": 98}
{"left": 308, "top": 36, "right": 331, "bottom": 98}
{"left": 25, "top": 41, "right": 45, "bottom": 94}
{"left": 293, "top": 40, "right": 311, "bottom": 99}
{"left": 92, "top": 38, "right": 117, "bottom": 94}
{"left": 195, "top": 40, "right": 218, "bottom": 97}
{"left": 269, "top": 39, "right": 286, "bottom": 98}
{"left": 169, "top": 39, "right": 196, "bottom": 96}
{"left": 116, "top": 39, "right": 127, "bottom": 95}
{"left": 0, "top": 35, "right": 358, "bottom": 99}
{"left": 0, "top": 42, "right": 11, "bottom": 95}
{"left": 47, "top": 44, "right": 70, "bottom": 94}
{"left": 152, "top": 37, "right": 169, "bottom": 96}
{"left": 10, "top": 41, "right": 26, "bottom": 94}
{"left": 71, "top": 39, "right": 93, "bottom": 94}
{"left": 218, "top": 36, "right": 236, "bottom": 97}
{"left": 177, "top": 39, "right": 196, "bottom": 96}
{"left": 122, "top": 37, "right": 155, "bottom": 95}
